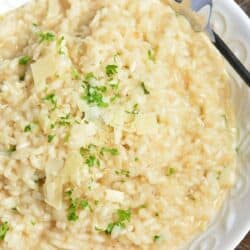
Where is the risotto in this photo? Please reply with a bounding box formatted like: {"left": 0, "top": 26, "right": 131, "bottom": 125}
{"left": 0, "top": 0, "right": 237, "bottom": 249}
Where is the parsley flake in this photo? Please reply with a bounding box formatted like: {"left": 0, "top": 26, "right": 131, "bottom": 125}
{"left": 0, "top": 222, "right": 9, "bottom": 241}
{"left": 57, "top": 36, "right": 65, "bottom": 55}
{"left": 58, "top": 114, "right": 71, "bottom": 126}
{"left": 72, "top": 68, "right": 80, "bottom": 80}
{"left": 48, "top": 135, "right": 55, "bottom": 143}
{"left": 65, "top": 191, "right": 90, "bottom": 222}
{"left": 153, "top": 235, "right": 160, "bottom": 242}
{"left": 140, "top": 82, "right": 150, "bottom": 95}
{"left": 126, "top": 103, "right": 139, "bottom": 115}
{"left": 43, "top": 93, "right": 57, "bottom": 110}
{"left": 38, "top": 32, "right": 55, "bottom": 42}
{"left": 82, "top": 84, "right": 108, "bottom": 108}
{"left": 166, "top": 167, "right": 176, "bottom": 176}
{"left": 19, "top": 55, "right": 31, "bottom": 65}
{"left": 115, "top": 169, "right": 130, "bottom": 177}
{"left": 100, "top": 147, "right": 119, "bottom": 156}
{"left": 147, "top": 49, "right": 155, "bottom": 61}
{"left": 24, "top": 124, "right": 32, "bottom": 132}
{"left": 96, "top": 209, "right": 131, "bottom": 235}
{"left": 8, "top": 145, "right": 16, "bottom": 153}
{"left": 106, "top": 65, "right": 118, "bottom": 77}
{"left": 86, "top": 155, "right": 100, "bottom": 168}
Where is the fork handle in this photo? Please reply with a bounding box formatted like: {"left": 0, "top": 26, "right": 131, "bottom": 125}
{"left": 212, "top": 31, "right": 250, "bottom": 86}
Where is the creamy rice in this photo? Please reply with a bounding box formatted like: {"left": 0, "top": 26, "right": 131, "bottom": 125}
{"left": 0, "top": 0, "right": 237, "bottom": 249}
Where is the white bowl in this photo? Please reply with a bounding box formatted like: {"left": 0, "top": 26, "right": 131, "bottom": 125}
{"left": 0, "top": 1, "right": 249, "bottom": 250}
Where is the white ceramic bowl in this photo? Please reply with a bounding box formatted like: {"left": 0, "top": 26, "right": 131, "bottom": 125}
{"left": 0, "top": 1, "right": 249, "bottom": 250}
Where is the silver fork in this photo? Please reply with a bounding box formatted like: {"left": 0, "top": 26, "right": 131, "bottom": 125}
{"left": 175, "top": 0, "right": 250, "bottom": 86}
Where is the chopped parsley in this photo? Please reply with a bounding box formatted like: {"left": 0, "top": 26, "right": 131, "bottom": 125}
{"left": 24, "top": 124, "right": 32, "bottom": 132}
{"left": 115, "top": 169, "right": 130, "bottom": 177}
{"left": 81, "top": 84, "right": 108, "bottom": 108}
{"left": 0, "top": 222, "right": 9, "bottom": 241}
{"left": 79, "top": 199, "right": 89, "bottom": 210}
{"left": 100, "top": 147, "right": 119, "bottom": 156}
{"left": 72, "top": 68, "right": 80, "bottom": 80}
{"left": 147, "top": 49, "right": 155, "bottom": 61}
{"left": 86, "top": 155, "right": 100, "bottom": 168}
{"left": 84, "top": 72, "right": 96, "bottom": 83}
{"left": 96, "top": 209, "right": 131, "bottom": 235}
{"left": 48, "top": 134, "right": 55, "bottom": 143}
{"left": 126, "top": 103, "right": 139, "bottom": 115}
{"left": 65, "top": 191, "right": 90, "bottom": 222}
{"left": 38, "top": 31, "right": 55, "bottom": 42}
{"left": 67, "top": 199, "right": 79, "bottom": 221}
{"left": 140, "top": 82, "right": 150, "bottom": 95}
{"left": 166, "top": 167, "right": 176, "bottom": 176}
{"left": 153, "top": 235, "right": 160, "bottom": 242}
{"left": 43, "top": 93, "right": 57, "bottom": 110}
{"left": 58, "top": 114, "right": 71, "bottom": 126}
{"left": 19, "top": 55, "right": 31, "bottom": 65}
{"left": 57, "top": 36, "right": 65, "bottom": 55}
{"left": 30, "top": 220, "right": 36, "bottom": 226}
{"left": 8, "top": 145, "right": 16, "bottom": 153}
{"left": 105, "top": 65, "right": 118, "bottom": 77}
{"left": 50, "top": 123, "right": 55, "bottom": 129}
{"left": 134, "top": 157, "right": 139, "bottom": 162}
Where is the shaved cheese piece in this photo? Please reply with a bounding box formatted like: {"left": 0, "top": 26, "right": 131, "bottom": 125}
{"left": 44, "top": 177, "right": 63, "bottom": 209}
{"left": 105, "top": 189, "right": 124, "bottom": 203}
{"left": 134, "top": 113, "right": 158, "bottom": 135}
{"left": 45, "top": 158, "right": 64, "bottom": 177}
{"left": 69, "top": 123, "right": 97, "bottom": 148}
{"left": 62, "top": 151, "right": 82, "bottom": 186}
{"left": 102, "top": 107, "right": 125, "bottom": 128}
{"left": 44, "top": 158, "right": 64, "bottom": 209}
{"left": 31, "top": 54, "right": 57, "bottom": 89}
{"left": 44, "top": 152, "right": 82, "bottom": 209}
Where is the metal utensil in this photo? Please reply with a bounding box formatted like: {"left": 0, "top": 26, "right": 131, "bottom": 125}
{"left": 175, "top": 0, "right": 250, "bottom": 86}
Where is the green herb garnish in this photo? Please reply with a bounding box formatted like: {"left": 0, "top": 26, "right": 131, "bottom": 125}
{"left": 30, "top": 220, "right": 36, "bottom": 226}
{"left": 24, "top": 124, "right": 32, "bottom": 132}
{"left": 96, "top": 209, "right": 131, "bottom": 235}
{"left": 140, "top": 82, "right": 150, "bottom": 95}
{"left": 57, "top": 36, "right": 65, "bottom": 55}
{"left": 48, "top": 135, "right": 55, "bottom": 143}
{"left": 67, "top": 199, "right": 79, "bottom": 221}
{"left": 0, "top": 222, "right": 9, "bottom": 241}
{"left": 147, "top": 50, "right": 155, "bottom": 61}
{"left": 58, "top": 114, "right": 70, "bottom": 126}
{"left": 84, "top": 72, "right": 96, "bottom": 83}
{"left": 8, "top": 145, "right": 16, "bottom": 153}
{"left": 82, "top": 84, "right": 108, "bottom": 108}
{"left": 79, "top": 199, "right": 89, "bottom": 210}
{"left": 86, "top": 155, "right": 100, "bottom": 168}
{"left": 166, "top": 167, "right": 175, "bottom": 176}
{"left": 72, "top": 68, "right": 80, "bottom": 80}
{"left": 19, "top": 55, "right": 31, "bottom": 65}
{"left": 100, "top": 147, "right": 119, "bottom": 156}
{"left": 106, "top": 65, "right": 118, "bottom": 77}
{"left": 65, "top": 191, "right": 89, "bottom": 222}
{"left": 43, "top": 93, "right": 57, "bottom": 110}
{"left": 38, "top": 32, "right": 55, "bottom": 42}
{"left": 115, "top": 169, "right": 130, "bottom": 177}
{"left": 153, "top": 235, "right": 160, "bottom": 242}
{"left": 126, "top": 103, "right": 139, "bottom": 115}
